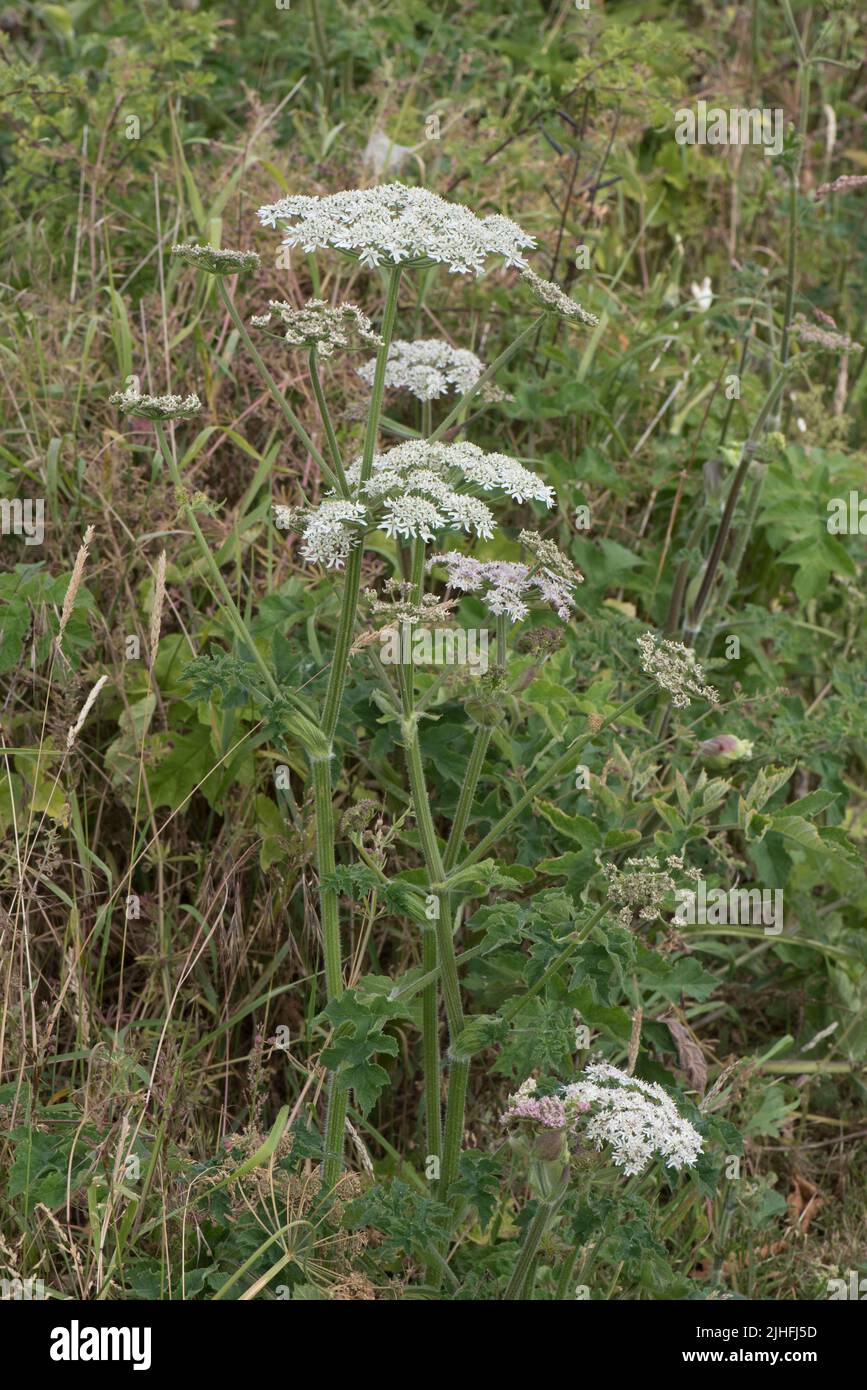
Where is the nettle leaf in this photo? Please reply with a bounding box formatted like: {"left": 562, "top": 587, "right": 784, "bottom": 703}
{"left": 638, "top": 951, "right": 718, "bottom": 1004}
{"left": 570, "top": 984, "right": 632, "bottom": 1043}
{"left": 536, "top": 801, "right": 602, "bottom": 847}
{"left": 320, "top": 864, "right": 425, "bottom": 919}
{"left": 320, "top": 988, "right": 406, "bottom": 1115}
{"left": 495, "top": 999, "right": 577, "bottom": 1076}
{"left": 743, "top": 763, "right": 797, "bottom": 814}
{"left": 344, "top": 1180, "right": 453, "bottom": 1260}
{"left": 453, "top": 1151, "right": 506, "bottom": 1231}
{"left": 444, "top": 858, "right": 534, "bottom": 896}
{"left": 182, "top": 651, "right": 264, "bottom": 709}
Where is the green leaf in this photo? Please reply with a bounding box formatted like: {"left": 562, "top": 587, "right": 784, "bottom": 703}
{"left": 320, "top": 989, "right": 403, "bottom": 1115}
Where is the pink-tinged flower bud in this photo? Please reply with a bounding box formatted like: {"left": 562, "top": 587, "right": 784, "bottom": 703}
{"left": 697, "top": 734, "right": 754, "bottom": 764}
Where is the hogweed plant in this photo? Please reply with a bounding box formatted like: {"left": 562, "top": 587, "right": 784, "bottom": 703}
{"left": 111, "top": 181, "right": 725, "bottom": 1292}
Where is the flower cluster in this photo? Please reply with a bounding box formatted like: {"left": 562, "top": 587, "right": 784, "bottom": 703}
{"left": 501, "top": 1079, "right": 572, "bottom": 1130}
{"left": 357, "top": 337, "right": 509, "bottom": 403}
{"left": 276, "top": 440, "right": 556, "bottom": 567}
{"left": 815, "top": 173, "right": 867, "bottom": 198}
{"left": 698, "top": 733, "right": 754, "bottom": 764}
{"left": 275, "top": 498, "right": 367, "bottom": 569}
{"left": 792, "top": 315, "right": 860, "bottom": 355}
{"left": 110, "top": 389, "right": 202, "bottom": 420}
{"left": 637, "top": 631, "right": 719, "bottom": 707}
{"left": 428, "top": 532, "right": 581, "bottom": 622}
{"left": 563, "top": 1061, "right": 703, "bottom": 1175}
{"left": 352, "top": 439, "right": 554, "bottom": 507}
{"left": 171, "top": 243, "right": 260, "bottom": 275}
{"left": 600, "top": 852, "right": 701, "bottom": 928}
{"left": 521, "top": 267, "right": 598, "bottom": 326}
{"left": 258, "top": 182, "right": 535, "bottom": 275}
{"left": 252, "top": 298, "right": 383, "bottom": 357}
{"left": 363, "top": 577, "right": 456, "bottom": 627}
{"left": 502, "top": 1064, "right": 703, "bottom": 1177}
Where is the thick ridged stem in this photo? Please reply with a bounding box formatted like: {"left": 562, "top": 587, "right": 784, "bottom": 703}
{"left": 443, "top": 726, "right": 493, "bottom": 874}
{"left": 440, "top": 1052, "right": 469, "bottom": 1198}
{"left": 503, "top": 1188, "right": 568, "bottom": 1301}
{"left": 422, "top": 926, "right": 442, "bottom": 1161}
{"left": 402, "top": 715, "right": 466, "bottom": 1198}
{"left": 401, "top": 539, "right": 443, "bottom": 1162}
{"left": 312, "top": 755, "right": 341, "bottom": 1001}
{"left": 315, "top": 266, "right": 403, "bottom": 1186}
{"left": 309, "top": 346, "right": 349, "bottom": 495}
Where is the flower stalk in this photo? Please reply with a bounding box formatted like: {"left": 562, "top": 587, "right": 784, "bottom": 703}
{"left": 318, "top": 265, "right": 403, "bottom": 1187}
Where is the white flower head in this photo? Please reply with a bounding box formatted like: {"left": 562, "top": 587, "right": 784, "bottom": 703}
{"left": 357, "top": 338, "right": 510, "bottom": 403}
{"left": 171, "top": 243, "right": 260, "bottom": 275}
{"left": 257, "top": 182, "right": 535, "bottom": 276}
{"left": 637, "top": 631, "right": 719, "bottom": 708}
{"left": 344, "top": 439, "right": 554, "bottom": 542}
{"left": 110, "top": 389, "right": 202, "bottom": 420}
{"left": 429, "top": 536, "right": 582, "bottom": 622}
{"left": 276, "top": 498, "right": 367, "bottom": 570}
{"left": 381, "top": 495, "right": 445, "bottom": 542}
{"left": 600, "top": 852, "right": 698, "bottom": 927}
{"left": 791, "top": 315, "right": 860, "bottom": 354}
{"left": 690, "top": 276, "right": 713, "bottom": 312}
{"left": 562, "top": 1060, "right": 703, "bottom": 1175}
{"left": 255, "top": 298, "right": 383, "bottom": 358}
{"left": 289, "top": 440, "right": 556, "bottom": 564}
{"left": 521, "top": 267, "right": 598, "bottom": 327}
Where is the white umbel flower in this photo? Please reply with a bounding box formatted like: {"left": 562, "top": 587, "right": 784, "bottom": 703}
{"left": 253, "top": 298, "right": 383, "bottom": 357}
{"left": 381, "top": 495, "right": 447, "bottom": 542}
{"left": 637, "top": 631, "right": 719, "bottom": 708}
{"left": 563, "top": 1060, "right": 703, "bottom": 1175}
{"left": 279, "top": 438, "right": 556, "bottom": 562}
{"left": 357, "top": 337, "right": 508, "bottom": 402}
{"left": 285, "top": 499, "right": 367, "bottom": 570}
{"left": 521, "top": 267, "right": 598, "bottom": 327}
{"left": 110, "top": 389, "right": 202, "bottom": 420}
{"left": 171, "top": 243, "right": 260, "bottom": 275}
{"left": 257, "top": 182, "right": 535, "bottom": 276}
{"left": 344, "top": 439, "right": 555, "bottom": 509}
{"left": 429, "top": 538, "right": 582, "bottom": 621}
